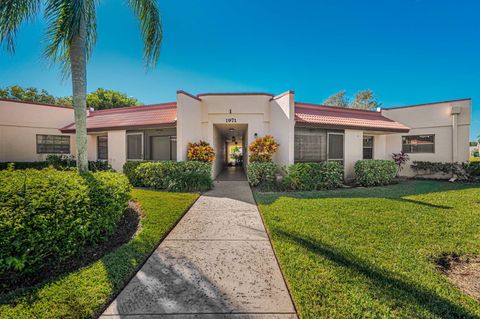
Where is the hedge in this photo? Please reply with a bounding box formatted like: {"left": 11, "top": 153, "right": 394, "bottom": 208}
{"left": 246, "top": 162, "right": 279, "bottom": 187}
{"left": 122, "top": 161, "right": 147, "bottom": 186}
{"left": 128, "top": 161, "right": 213, "bottom": 192}
{"left": 0, "top": 155, "right": 112, "bottom": 172}
{"left": 411, "top": 161, "right": 480, "bottom": 181}
{"left": 0, "top": 168, "right": 131, "bottom": 276}
{"left": 354, "top": 159, "right": 397, "bottom": 186}
{"left": 283, "top": 162, "right": 344, "bottom": 191}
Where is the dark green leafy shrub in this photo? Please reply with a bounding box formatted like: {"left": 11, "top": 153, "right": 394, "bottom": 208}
{"left": 135, "top": 161, "right": 213, "bottom": 192}
{"left": 283, "top": 162, "right": 344, "bottom": 191}
{"left": 411, "top": 161, "right": 480, "bottom": 181}
{"left": 0, "top": 168, "right": 130, "bottom": 276}
{"left": 0, "top": 155, "right": 112, "bottom": 172}
{"left": 354, "top": 160, "right": 397, "bottom": 186}
{"left": 123, "top": 161, "right": 148, "bottom": 186}
{"left": 247, "top": 162, "right": 279, "bottom": 187}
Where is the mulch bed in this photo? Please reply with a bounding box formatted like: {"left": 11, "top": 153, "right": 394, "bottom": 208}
{"left": 0, "top": 201, "right": 142, "bottom": 295}
{"left": 437, "top": 253, "right": 480, "bottom": 300}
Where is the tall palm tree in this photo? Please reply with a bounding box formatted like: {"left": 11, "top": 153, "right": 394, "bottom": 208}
{"left": 0, "top": 0, "right": 162, "bottom": 173}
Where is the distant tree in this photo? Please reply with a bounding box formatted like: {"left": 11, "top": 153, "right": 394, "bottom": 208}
{"left": 351, "top": 89, "right": 381, "bottom": 110}
{"left": 87, "top": 88, "right": 142, "bottom": 110}
{"left": 0, "top": 85, "right": 57, "bottom": 104}
{"left": 323, "top": 90, "right": 349, "bottom": 107}
{"left": 0, "top": 85, "right": 142, "bottom": 109}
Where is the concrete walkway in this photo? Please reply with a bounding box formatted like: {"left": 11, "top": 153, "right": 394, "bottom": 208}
{"left": 101, "top": 168, "right": 297, "bottom": 318}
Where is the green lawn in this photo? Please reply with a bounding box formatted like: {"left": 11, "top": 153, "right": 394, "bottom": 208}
{"left": 255, "top": 180, "right": 480, "bottom": 319}
{"left": 0, "top": 189, "right": 198, "bottom": 319}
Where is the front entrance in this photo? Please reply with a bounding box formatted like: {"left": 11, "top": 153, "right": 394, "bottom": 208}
{"left": 216, "top": 166, "right": 246, "bottom": 181}
{"left": 212, "top": 123, "right": 248, "bottom": 179}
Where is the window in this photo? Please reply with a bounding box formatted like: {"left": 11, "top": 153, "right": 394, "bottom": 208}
{"left": 127, "top": 133, "right": 143, "bottom": 160}
{"left": 294, "top": 127, "right": 327, "bottom": 162}
{"left": 363, "top": 136, "right": 374, "bottom": 159}
{"left": 327, "top": 132, "right": 344, "bottom": 162}
{"left": 97, "top": 136, "right": 108, "bottom": 160}
{"left": 402, "top": 135, "right": 435, "bottom": 153}
{"left": 36, "top": 135, "right": 70, "bottom": 154}
{"left": 170, "top": 136, "right": 177, "bottom": 160}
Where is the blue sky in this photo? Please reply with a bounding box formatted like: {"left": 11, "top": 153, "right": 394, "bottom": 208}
{"left": 0, "top": 0, "right": 478, "bottom": 139}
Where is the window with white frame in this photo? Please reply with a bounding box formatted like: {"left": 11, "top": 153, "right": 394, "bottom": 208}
{"left": 327, "top": 132, "right": 344, "bottom": 162}
{"left": 127, "top": 133, "right": 143, "bottom": 160}
{"left": 36, "top": 134, "right": 70, "bottom": 154}
{"left": 294, "top": 127, "right": 327, "bottom": 162}
{"left": 97, "top": 136, "right": 108, "bottom": 160}
{"left": 402, "top": 135, "right": 435, "bottom": 153}
{"left": 363, "top": 136, "right": 374, "bottom": 159}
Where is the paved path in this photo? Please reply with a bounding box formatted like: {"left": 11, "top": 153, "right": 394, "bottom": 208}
{"left": 101, "top": 168, "right": 297, "bottom": 318}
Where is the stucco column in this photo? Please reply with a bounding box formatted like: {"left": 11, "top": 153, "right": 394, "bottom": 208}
{"left": 451, "top": 106, "right": 461, "bottom": 163}
{"left": 269, "top": 91, "right": 295, "bottom": 166}
{"left": 108, "top": 130, "right": 126, "bottom": 172}
{"left": 176, "top": 91, "right": 202, "bottom": 161}
{"left": 344, "top": 129, "right": 363, "bottom": 181}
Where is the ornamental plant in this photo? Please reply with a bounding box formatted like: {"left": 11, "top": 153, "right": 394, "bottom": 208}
{"left": 187, "top": 141, "right": 215, "bottom": 162}
{"left": 248, "top": 135, "right": 279, "bottom": 162}
{"left": 392, "top": 151, "right": 410, "bottom": 176}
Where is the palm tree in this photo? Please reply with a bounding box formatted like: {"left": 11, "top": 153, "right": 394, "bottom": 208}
{"left": 0, "top": 0, "right": 162, "bottom": 173}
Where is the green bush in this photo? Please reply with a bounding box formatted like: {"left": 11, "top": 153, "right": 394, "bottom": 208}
{"left": 283, "top": 162, "right": 344, "bottom": 191}
{"left": 0, "top": 155, "right": 112, "bottom": 172}
{"left": 354, "top": 160, "right": 397, "bottom": 186}
{"left": 0, "top": 168, "right": 130, "bottom": 276}
{"left": 123, "top": 161, "right": 148, "bottom": 186}
{"left": 411, "top": 161, "right": 480, "bottom": 182}
{"left": 135, "top": 161, "right": 213, "bottom": 192}
{"left": 247, "top": 162, "right": 279, "bottom": 187}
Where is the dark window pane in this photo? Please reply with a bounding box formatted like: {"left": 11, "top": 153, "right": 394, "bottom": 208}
{"left": 328, "top": 134, "right": 344, "bottom": 160}
{"left": 36, "top": 134, "right": 70, "bottom": 154}
{"left": 363, "top": 136, "right": 374, "bottom": 159}
{"left": 127, "top": 134, "right": 143, "bottom": 159}
{"left": 294, "top": 127, "right": 327, "bottom": 162}
{"left": 402, "top": 135, "right": 434, "bottom": 153}
{"left": 97, "top": 136, "right": 108, "bottom": 160}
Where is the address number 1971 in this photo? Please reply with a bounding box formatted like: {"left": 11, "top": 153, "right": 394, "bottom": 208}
{"left": 226, "top": 118, "right": 237, "bottom": 123}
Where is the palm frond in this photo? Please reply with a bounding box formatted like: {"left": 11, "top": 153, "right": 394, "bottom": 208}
{"left": 127, "top": 0, "right": 163, "bottom": 69}
{"left": 43, "top": 0, "right": 96, "bottom": 77}
{"left": 0, "top": 0, "right": 41, "bottom": 53}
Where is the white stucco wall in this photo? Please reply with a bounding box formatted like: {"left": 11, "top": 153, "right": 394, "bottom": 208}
{"left": 107, "top": 130, "right": 126, "bottom": 172}
{"left": 0, "top": 100, "right": 76, "bottom": 162}
{"left": 176, "top": 91, "right": 203, "bottom": 161}
{"left": 270, "top": 91, "right": 295, "bottom": 166}
{"left": 382, "top": 99, "right": 471, "bottom": 177}
{"left": 344, "top": 129, "right": 363, "bottom": 181}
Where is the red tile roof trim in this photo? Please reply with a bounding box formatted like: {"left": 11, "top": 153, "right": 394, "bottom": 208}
{"left": 295, "top": 103, "right": 410, "bottom": 133}
{"left": 177, "top": 90, "right": 202, "bottom": 101}
{"left": 0, "top": 98, "right": 73, "bottom": 109}
{"left": 60, "top": 103, "right": 177, "bottom": 133}
{"left": 197, "top": 92, "right": 274, "bottom": 97}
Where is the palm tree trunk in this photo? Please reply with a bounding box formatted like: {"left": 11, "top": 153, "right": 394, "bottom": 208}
{"left": 69, "top": 8, "right": 88, "bottom": 173}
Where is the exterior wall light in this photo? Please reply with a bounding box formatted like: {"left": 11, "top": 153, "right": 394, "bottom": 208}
{"left": 254, "top": 133, "right": 258, "bottom": 138}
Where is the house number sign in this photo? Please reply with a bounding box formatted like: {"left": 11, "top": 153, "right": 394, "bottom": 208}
{"left": 226, "top": 118, "right": 237, "bottom": 123}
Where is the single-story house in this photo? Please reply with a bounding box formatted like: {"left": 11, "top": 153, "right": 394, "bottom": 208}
{"left": 0, "top": 91, "right": 471, "bottom": 179}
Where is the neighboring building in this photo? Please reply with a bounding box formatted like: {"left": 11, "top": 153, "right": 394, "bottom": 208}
{"left": 0, "top": 92, "right": 472, "bottom": 179}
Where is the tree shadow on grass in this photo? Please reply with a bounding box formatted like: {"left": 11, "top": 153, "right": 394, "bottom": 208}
{"left": 255, "top": 180, "right": 479, "bottom": 208}
{"left": 274, "top": 228, "right": 478, "bottom": 319}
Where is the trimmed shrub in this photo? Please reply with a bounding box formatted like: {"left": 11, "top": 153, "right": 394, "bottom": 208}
{"left": 283, "top": 162, "right": 344, "bottom": 191}
{"left": 135, "top": 161, "right": 213, "bottom": 192}
{"left": 247, "top": 162, "right": 279, "bottom": 187}
{"left": 411, "top": 161, "right": 480, "bottom": 181}
{"left": 187, "top": 141, "right": 215, "bottom": 162}
{"left": 249, "top": 135, "right": 279, "bottom": 163}
{"left": 354, "top": 160, "right": 397, "bottom": 186}
{"left": 0, "top": 168, "right": 130, "bottom": 276}
{"left": 0, "top": 155, "right": 112, "bottom": 172}
{"left": 123, "top": 161, "right": 148, "bottom": 186}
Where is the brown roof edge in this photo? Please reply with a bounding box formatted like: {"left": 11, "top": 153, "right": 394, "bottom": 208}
{"left": 295, "top": 102, "right": 380, "bottom": 113}
{"left": 197, "top": 92, "right": 274, "bottom": 98}
{"left": 177, "top": 90, "right": 202, "bottom": 101}
{"left": 270, "top": 90, "right": 295, "bottom": 101}
{"left": 90, "top": 102, "right": 176, "bottom": 115}
{"left": 0, "top": 98, "right": 73, "bottom": 109}
{"left": 383, "top": 98, "right": 472, "bottom": 110}
{"left": 295, "top": 121, "right": 410, "bottom": 133}
{"left": 60, "top": 122, "right": 177, "bottom": 134}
